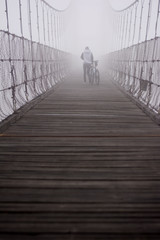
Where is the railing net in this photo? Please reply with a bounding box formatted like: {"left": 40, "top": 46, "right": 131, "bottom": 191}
{"left": 0, "top": 0, "right": 72, "bottom": 123}
{"left": 106, "top": 0, "right": 160, "bottom": 115}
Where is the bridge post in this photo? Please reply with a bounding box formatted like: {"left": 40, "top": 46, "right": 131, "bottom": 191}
{"left": 5, "top": 0, "right": 16, "bottom": 111}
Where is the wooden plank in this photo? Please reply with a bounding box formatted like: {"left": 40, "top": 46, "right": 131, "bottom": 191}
{"left": 0, "top": 234, "right": 159, "bottom": 240}
{"left": 0, "top": 73, "right": 160, "bottom": 239}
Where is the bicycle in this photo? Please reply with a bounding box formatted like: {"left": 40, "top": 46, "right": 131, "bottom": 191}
{"left": 88, "top": 60, "right": 100, "bottom": 85}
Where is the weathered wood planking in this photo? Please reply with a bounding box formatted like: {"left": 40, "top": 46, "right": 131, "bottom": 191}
{"left": 0, "top": 73, "right": 160, "bottom": 239}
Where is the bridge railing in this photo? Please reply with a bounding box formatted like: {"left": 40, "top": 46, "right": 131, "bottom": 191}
{"left": 107, "top": 37, "right": 160, "bottom": 114}
{"left": 106, "top": 0, "right": 160, "bottom": 122}
{"left": 0, "top": 0, "right": 72, "bottom": 124}
{"left": 0, "top": 30, "right": 71, "bottom": 123}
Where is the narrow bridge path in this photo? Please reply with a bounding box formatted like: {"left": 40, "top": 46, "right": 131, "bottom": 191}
{"left": 0, "top": 73, "right": 160, "bottom": 239}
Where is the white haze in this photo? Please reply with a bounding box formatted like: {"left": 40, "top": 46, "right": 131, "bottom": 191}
{"left": 47, "top": 0, "right": 136, "bottom": 57}
{"left": 49, "top": 0, "right": 136, "bottom": 12}
{"left": 65, "top": 0, "right": 111, "bottom": 58}
{"left": 0, "top": 0, "right": 154, "bottom": 59}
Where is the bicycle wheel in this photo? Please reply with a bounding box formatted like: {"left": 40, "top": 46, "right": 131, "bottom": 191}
{"left": 95, "top": 69, "right": 100, "bottom": 85}
{"left": 89, "top": 68, "right": 94, "bottom": 85}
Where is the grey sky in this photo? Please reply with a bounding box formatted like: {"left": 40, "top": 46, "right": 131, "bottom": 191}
{"left": 48, "top": 0, "right": 136, "bottom": 11}
{"left": 0, "top": 0, "right": 159, "bottom": 55}
{"left": 45, "top": 0, "right": 137, "bottom": 55}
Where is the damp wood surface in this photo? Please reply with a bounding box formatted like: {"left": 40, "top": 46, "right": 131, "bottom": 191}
{"left": 0, "top": 73, "right": 160, "bottom": 240}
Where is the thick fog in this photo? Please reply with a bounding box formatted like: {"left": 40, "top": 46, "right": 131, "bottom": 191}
{"left": 0, "top": 0, "right": 134, "bottom": 57}
{"left": 0, "top": 0, "right": 159, "bottom": 57}
{"left": 46, "top": 0, "right": 136, "bottom": 56}
{"left": 1, "top": 0, "right": 160, "bottom": 121}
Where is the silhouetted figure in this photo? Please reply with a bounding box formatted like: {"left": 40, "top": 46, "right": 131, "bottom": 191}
{"left": 81, "top": 47, "right": 94, "bottom": 82}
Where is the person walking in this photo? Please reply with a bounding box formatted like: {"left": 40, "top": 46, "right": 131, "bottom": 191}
{"left": 81, "top": 47, "right": 94, "bottom": 82}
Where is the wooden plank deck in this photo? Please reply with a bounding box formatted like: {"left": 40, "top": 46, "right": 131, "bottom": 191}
{"left": 0, "top": 73, "right": 160, "bottom": 239}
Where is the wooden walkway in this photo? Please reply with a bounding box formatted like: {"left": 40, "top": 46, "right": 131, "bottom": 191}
{"left": 0, "top": 73, "right": 160, "bottom": 239}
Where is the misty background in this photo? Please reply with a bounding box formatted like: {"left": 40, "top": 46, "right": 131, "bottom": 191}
{"left": 0, "top": 0, "right": 136, "bottom": 58}
{"left": 1, "top": 0, "right": 160, "bottom": 121}
{"left": 0, "top": 0, "right": 159, "bottom": 58}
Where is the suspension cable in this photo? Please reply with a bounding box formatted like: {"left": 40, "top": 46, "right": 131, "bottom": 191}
{"left": 107, "top": 0, "right": 160, "bottom": 117}
{"left": 41, "top": 0, "right": 72, "bottom": 12}
{"left": 107, "top": 0, "right": 139, "bottom": 12}
{"left": 0, "top": 0, "right": 73, "bottom": 124}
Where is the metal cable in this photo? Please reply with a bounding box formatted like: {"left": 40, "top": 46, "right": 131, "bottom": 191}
{"left": 0, "top": 0, "right": 73, "bottom": 123}
{"left": 108, "top": 0, "right": 139, "bottom": 12}
{"left": 107, "top": 0, "right": 160, "bottom": 115}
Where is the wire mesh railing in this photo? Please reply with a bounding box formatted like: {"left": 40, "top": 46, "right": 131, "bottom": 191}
{"left": 106, "top": 0, "right": 160, "bottom": 119}
{"left": 107, "top": 38, "right": 160, "bottom": 113}
{"left": 0, "top": 0, "right": 72, "bottom": 123}
{"left": 0, "top": 30, "right": 71, "bottom": 122}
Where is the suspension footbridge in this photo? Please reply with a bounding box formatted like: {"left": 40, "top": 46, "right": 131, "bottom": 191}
{"left": 0, "top": 0, "right": 160, "bottom": 239}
